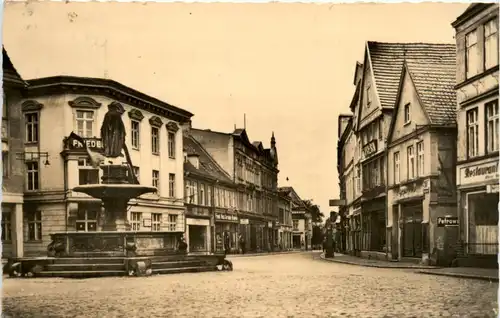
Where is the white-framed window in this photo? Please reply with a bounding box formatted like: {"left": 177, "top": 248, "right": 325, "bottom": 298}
{"left": 25, "top": 112, "right": 39, "bottom": 143}
{"left": 76, "top": 204, "right": 98, "bottom": 232}
{"left": 1, "top": 212, "right": 11, "bottom": 242}
{"left": 293, "top": 220, "right": 299, "bottom": 230}
{"left": 366, "top": 85, "right": 372, "bottom": 107}
{"left": 151, "top": 127, "right": 160, "bottom": 154}
{"left": 168, "top": 131, "right": 176, "bottom": 159}
{"left": 151, "top": 213, "right": 162, "bottom": 231}
{"left": 417, "top": 141, "right": 424, "bottom": 177}
{"left": 486, "top": 100, "right": 499, "bottom": 153}
{"left": 2, "top": 151, "right": 8, "bottom": 178}
{"left": 168, "top": 214, "right": 177, "bottom": 231}
{"left": 168, "top": 173, "right": 175, "bottom": 198}
{"left": 152, "top": 170, "right": 159, "bottom": 189}
{"left": 207, "top": 186, "right": 212, "bottom": 206}
{"left": 467, "top": 108, "right": 479, "bottom": 158}
{"left": 200, "top": 183, "right": 206, "bottom": 206}
{"left": 131, "top": 120, "right": 140, "bottom": 149}
{"left": 27, "top": 210, "right": 42, "bottom": 241}
{"left": 75, "top": 110, "right": 94, "bottom": 138}
{"left": 466, "top": 29, "right": 479, "bottom": 79}
{"left": 484, "top": 19, "right": 499, "bottom": 70}
{"left": 407, "top": 145, "right": 415, "bottom": 180}
{"left": 404, "top": 103, "right": 411, "bottom": 124}
{"left": 26, "top": 161, "right": 39, "bottom": 191}
{"left": 394, "top": 151, "right": 400, "bottom": 184}
{"left": 131, "top": 212, "right": 142, "bottom": 231}
{"left": 78, "top": 158, "right": 99, "bottom": 185}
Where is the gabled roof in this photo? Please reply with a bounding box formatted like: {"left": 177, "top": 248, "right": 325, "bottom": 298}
{"left": 279, "top": 186, "right": 306, "bottom": 208}
{"left": 452, "top": 3, "right": 497, "bottom": 28}
{"left": 183, "top": 134, "right": 233, "bottom": 184}
{"left": 3, "top": 47, "right": 27, "bottom": 87}
{"left": 366, "top": 42, "right": 456, "bottom": 110}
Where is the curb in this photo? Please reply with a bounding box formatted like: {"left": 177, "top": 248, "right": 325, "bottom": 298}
{"left": 227, "top": 250, "right": 304, "bottom": 258}
{"left": 319, "top": 254, "right": 439, "bottom": 269}
{"left": 416, "top": 270, "right": 499, "bottom": 282}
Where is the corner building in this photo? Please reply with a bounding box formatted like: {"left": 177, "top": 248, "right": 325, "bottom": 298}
{"left": 18, "top": 76, "right": 192, "bottom": 256}
{"left": 452, "top": 4, "right": 499, "bottom": 267}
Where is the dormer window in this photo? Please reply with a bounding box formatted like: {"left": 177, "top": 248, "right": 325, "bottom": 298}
{"left": 404, "top": 103, "right": 411, "bottom": 125}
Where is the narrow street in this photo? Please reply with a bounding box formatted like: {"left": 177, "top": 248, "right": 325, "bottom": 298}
{"left": 2, "top": 252, "right": 497, "bottom": 317}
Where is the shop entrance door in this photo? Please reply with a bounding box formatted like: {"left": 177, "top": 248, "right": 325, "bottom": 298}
{"left": 402, "top": 205, "right": 423, "bottom": 258}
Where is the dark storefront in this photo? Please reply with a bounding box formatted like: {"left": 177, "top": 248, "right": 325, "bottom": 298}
{"left": 361, "top": 198, "right": 386, "bottom": 252}
{"left": 214, "top": 209, "right": 239, "bottom": 254}
{"left": 400, "top": 202, "right": 424, "bottom": 258}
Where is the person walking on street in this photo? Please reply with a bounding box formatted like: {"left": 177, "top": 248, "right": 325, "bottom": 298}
{"left": 239, "top": 234, "right": 246, "bottom": 254}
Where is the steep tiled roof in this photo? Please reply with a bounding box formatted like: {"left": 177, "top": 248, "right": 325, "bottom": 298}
{"left": 183, "top": 135, "right": 233, "bottom": 183}
{"left": 367, "top": 42, "right": 456, "bottom": 110}
{"left": 405, "top": 49, "right": 457, "bottom": 125}
{"left": 3, "top": 47, "right": 26, "bottom": 87}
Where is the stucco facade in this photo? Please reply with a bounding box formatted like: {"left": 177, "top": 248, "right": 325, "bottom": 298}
{"left": 452, "top": 4, "right": 499, "bottom": 267}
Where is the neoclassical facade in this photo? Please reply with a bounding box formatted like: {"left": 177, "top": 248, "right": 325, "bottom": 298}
{"left": 16, "top": 75, "right": 192, "bottom": 256}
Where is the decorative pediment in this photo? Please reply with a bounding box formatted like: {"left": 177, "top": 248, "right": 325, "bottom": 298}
{"left": 149, "top": 116, "right": 163, "bottom": 127}
{"left": 68, "top": 96, "right": 102, "bottom": 109}
{"left": 21, "top": 100, "right": 44, "bottom": 112}
{"left": 128, "top": 109, "right": 144, "bottom": 121}
{"left": 165, "top": 122, "right": 179, "bottom": 133}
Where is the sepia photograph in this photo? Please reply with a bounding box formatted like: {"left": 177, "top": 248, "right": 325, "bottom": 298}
{"left": 0, "top": 1, "right": 499, "bottom": 317}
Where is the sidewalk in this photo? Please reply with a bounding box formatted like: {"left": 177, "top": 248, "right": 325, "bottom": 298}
{"left": 417, "top": 267, "right": 499, "bottom": 282}
{"left": 227, "top": 250, "right": 304, "bottom": 258}
{"left": 319, "top": 253, "right": 439, "bottom": 269}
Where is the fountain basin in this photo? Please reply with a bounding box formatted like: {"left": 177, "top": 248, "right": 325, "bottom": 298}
{"left": 73, "top": 184, "right": 157, "bottom": 200}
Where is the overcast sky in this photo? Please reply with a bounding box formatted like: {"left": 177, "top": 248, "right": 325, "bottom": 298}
{"left": 3, "top": 2, "right": 468, "bottom": 214}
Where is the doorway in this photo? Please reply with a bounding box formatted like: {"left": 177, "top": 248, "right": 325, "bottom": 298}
{"left": 188, "top": 225, "right": 207, "bottom": 252}
{"left": 401, "top": 204, "right": 423, "bottom": 258}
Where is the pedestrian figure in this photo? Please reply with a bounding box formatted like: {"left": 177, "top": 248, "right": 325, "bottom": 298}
{"left": 178, "top": 234, "right": 188, "bottom": 253}
{"left": 239, "top": 234, "right": 246, "bottom": 254}
{"left": 224, "top": 232, "right": 231, "bottom": 255}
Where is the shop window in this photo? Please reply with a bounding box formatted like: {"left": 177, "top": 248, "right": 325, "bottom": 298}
{"left": 76, "top": 206, "right": 97, "bottom": 232}
{"left": 78, "top": 158, "right": 99, "bottom": 185}
{"left": 26, "top": 161, "right": 39, "bottom": 191}
{"left": 151, "top": 213, "right": 162, "bottom": 231}
{"left": 467, "top": 108, "right": 479, "bottom": 158}
{"left": 466, "top": 29, "right": 479, "bottom": 79}
{"left": 131, "top": 212, "right": 142, "bottom": 231}
{"left": 25, "top": 112, "right": 39, "bottom": 143}
{"left": 75, "top": 110, "right": 94, "bottom": 138}
{"left": 467, "top": 192, "right": 499, "bottom": 255}
{"left": 1, "top": 212, "right": 11, "bottom": 242}
{"left": 27, "top": 210, "right": 42, "bottom": 241}
{"left": 484, "top": 18, "right": 499, "bottom": 70}
{"left": 168, "top": 214, "right": 177, "bottom": 231}
{"left": 131, "top": 120, "right": 140, "bottom": 149}
{"left": 486, "top": 100, "right": 499, "bottom": 153}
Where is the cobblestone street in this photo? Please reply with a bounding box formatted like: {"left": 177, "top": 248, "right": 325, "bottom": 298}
{"left": 2, "top": 252, "right": 498, "bottom": 318}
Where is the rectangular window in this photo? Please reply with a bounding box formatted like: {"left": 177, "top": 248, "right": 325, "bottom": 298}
{"left": 293, "top": 220, "right": 299, "bottom": 230}
{"left": 407, "top": 145, "right": 415, "bottom": 180}
{"left": 168, "top": 214, "right": 177, "bottom": 231}
{"left": 131, "top": 212, "right": 142, "bottom": 231}
{"left": 355, "top": 165, "right": 361, "bottom": 194}
{"left": 486, "top": 100, "right": 499, "bottom": 153}
{"left": 1, "top": 212, "right": 11, "bottom": 242}
{"left": 467, "top": 108, "right": 479, "bottom": 158}
{"left": 152, "top": 170, "right": 160, "bottom": 189}
{"left": 193, "top": 182, "right": 198, "bottom": 205}
{"left": 26, "top": 161, "right": 39, "bottom": 191}
{"left": 417, "top": 141, "right": 424, "bottom": 177}
{"left": 151, "top": 127, "right": 160, "bottom": 154}
{"left": 168, "top": 132, "right": 176, "bottom": 159}
{"left": 168, "top": 173, "right": 175, "bottom": 198}
{"left": 207, "top": 186, "right": 212, "bottom": 206}
{"left": 404, "top": 103, "right": 411, "bottom": 124}
{"left": 484, "top": 19, "right": 499, "bottom": 70}
{"left": 2, "top": 94, "right": 8, "bottom": 140}
{"left": 151, "top": 213, "right": 162, "bottom": 231}
{"left": 2, "top": 151, "right": 8, "bottom": 178}
{"left": 366, "top": 85, "right": 372, "bottom": 107}
{"left": 76, "top": 204, "right": 98, "bottom": 232}
{"left": 466, "top": 29, "right": 479, "bottom": 79}
{"left": 200, "top": 183, "right": 206, "bottom": 206}
{"left": 75, "top": 110, "right": 94, "bottom": 138}
{"left": 78, "top": 158, "right": 99, "bottom": 185}
{"left": 27, "top": 210, "right": 42, "bottom": 241}
{"left": 394, "top": 152, "right": 400, "bottom": 184}
{"left": 25, "top": 112, "right": 39, "bottom": 143}
{"left": 131, "top": 120, "right": 140, "bottom": 149}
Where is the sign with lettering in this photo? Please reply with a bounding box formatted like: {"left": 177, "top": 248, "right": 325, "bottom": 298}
{"left": 66, "top": 136, "right": 104, "bottom": 151}
{"left": 437, "top": 217, "right": 459, "bottom": 227}
{"left": 215, "top": 213, "right": 238, "bottom": 222}
{"left": 459, "top": 160, "right": 498, "bottom": 185}
{"left": 362, "top": 140, "right": 378, "bottom": 158}
{"left": 395, "top": 180, "right": 425, "bottom": 201}
{"left": 239, "top": 218, "right": 249, "bottom": 225}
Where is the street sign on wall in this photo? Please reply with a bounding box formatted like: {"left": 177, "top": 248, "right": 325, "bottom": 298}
{"left": 437, "top": 217, "right": 459, "bottom": 227}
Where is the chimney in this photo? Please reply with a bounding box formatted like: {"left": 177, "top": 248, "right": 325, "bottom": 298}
{"left": 187, "top": 153, "right": 200, "bottom": 169}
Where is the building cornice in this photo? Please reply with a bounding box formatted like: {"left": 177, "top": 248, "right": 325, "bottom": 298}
{"left": 25, "top": 76, "right": 194, "bottom": 123}
{"left": 451, "top": 3, "right": 496, "bottom": 29}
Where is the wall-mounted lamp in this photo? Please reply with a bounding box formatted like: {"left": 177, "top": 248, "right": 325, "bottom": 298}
{"left": 16, "top": 151, "right": 50, "bottom": 166}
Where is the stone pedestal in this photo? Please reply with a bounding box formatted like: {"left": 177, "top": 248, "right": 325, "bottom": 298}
{"left": 101, "top": 165, "right": 130, "bottom": 184}
{"left": 102, "top": 199, "right": 131, "bottom": 232}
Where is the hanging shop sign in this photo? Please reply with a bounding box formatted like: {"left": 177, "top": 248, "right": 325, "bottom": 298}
{"left": 459, "top": 160, "right": 498, "bottom": 186}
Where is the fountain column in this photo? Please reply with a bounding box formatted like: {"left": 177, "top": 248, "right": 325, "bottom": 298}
{"left": 100, "top": 165, "right": 133, "bottom": 232}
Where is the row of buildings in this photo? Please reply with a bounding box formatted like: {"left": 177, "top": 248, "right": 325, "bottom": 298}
{"left": 336, "top": 3, "right": 498, "bottom": 267}
{"left": 1, "top": 48, "right": 314, "bottom": 258}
